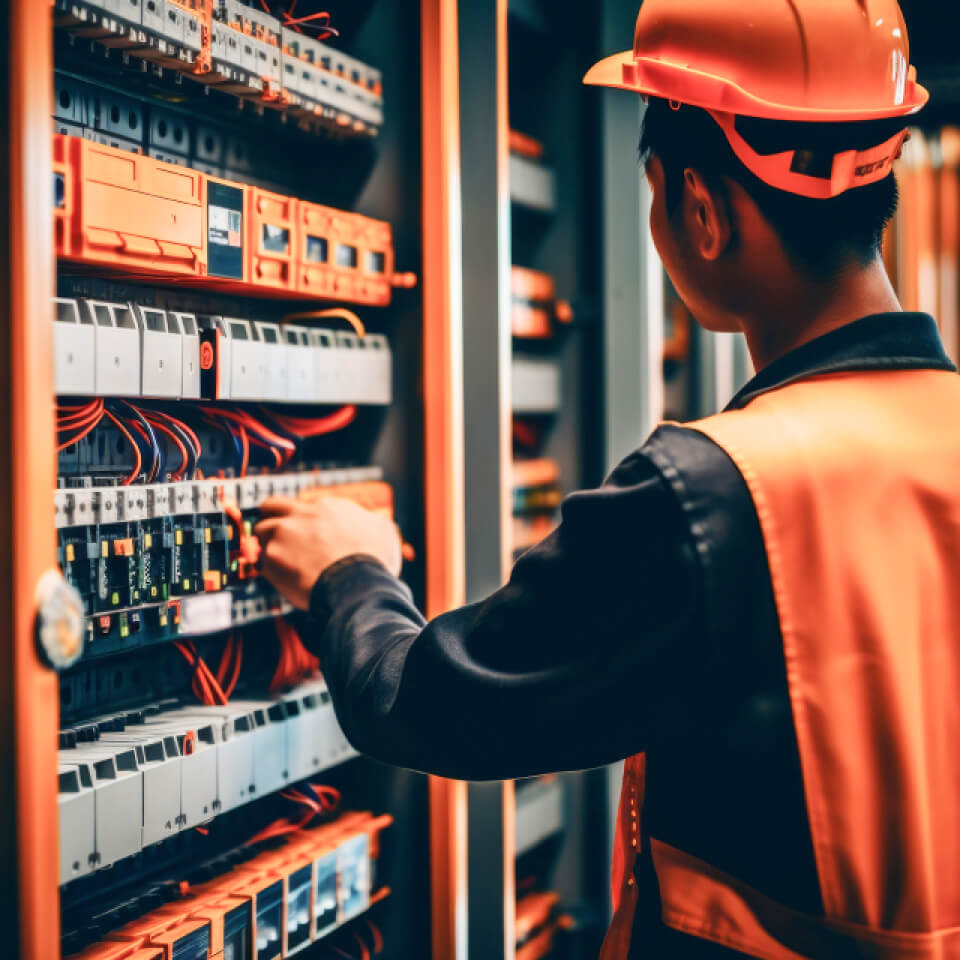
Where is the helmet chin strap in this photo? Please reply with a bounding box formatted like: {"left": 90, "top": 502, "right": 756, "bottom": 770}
{"left": 707, "top": 110, "right": 910, "bottom": 199}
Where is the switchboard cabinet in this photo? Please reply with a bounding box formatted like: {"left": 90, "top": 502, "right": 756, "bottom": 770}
{"left": 4, "top": 3, "right": 465, "bottom": 959}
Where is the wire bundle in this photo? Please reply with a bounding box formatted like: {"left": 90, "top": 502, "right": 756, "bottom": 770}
{"left": 270, "top": 617, "right": 320, "bottom": 693}
{"left": 56, "top": 398, "right": 105, "bottom": 452}
{"left": 174, "top": 633, "right": 243, "bottom": 706}
{"left": 262, "top": 405, "right": 358, "bottom": 440}
{"left": 244, "top": 781, "right": 342, "bottom": 846}
{"left": 259, "top": 1, "right": 338, "bottom": 39}
{"left": 57, "top": 399, "right": 201, "bottom": 485}
{"left": 203, "top": 407, "right": 298, "bottom": 473}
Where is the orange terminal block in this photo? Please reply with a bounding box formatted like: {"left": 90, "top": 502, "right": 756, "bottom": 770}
{"left": 65, "top": 942, "right": 163, "bottom": 960}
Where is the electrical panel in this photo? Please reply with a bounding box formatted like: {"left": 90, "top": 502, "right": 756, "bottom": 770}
{"left": 43, "top": 3, "right": 430, "bottom": 959}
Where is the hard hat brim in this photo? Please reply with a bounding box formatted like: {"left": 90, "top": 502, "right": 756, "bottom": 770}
{"left": 583, "top": 51, "right": 634, "bottom": 91}
{"left": 583, "top": 53, "right": 929, "bottom": 122}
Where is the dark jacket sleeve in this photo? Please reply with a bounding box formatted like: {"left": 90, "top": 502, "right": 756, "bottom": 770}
{"left": 309, "top": 448, "right": 703, "bottom": 781}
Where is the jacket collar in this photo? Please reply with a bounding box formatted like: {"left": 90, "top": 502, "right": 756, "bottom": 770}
{"left": 727, "top": 313, "right": 957, "bottom": 411}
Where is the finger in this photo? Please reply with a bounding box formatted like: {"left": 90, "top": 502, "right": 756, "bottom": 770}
{"left": 258, "top": 496, "right": 300, "bottom": 518}
{"left": 253, "top": 518, "right": 284, "bottom": 544}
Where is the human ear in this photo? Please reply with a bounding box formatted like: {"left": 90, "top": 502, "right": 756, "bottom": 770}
{"left": 682, "top": 168, "right": 732, "bottom": 262}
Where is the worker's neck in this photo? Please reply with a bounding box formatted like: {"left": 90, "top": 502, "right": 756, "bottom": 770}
{"left": 740, "top": 258, "right": 902, "bottom": 372}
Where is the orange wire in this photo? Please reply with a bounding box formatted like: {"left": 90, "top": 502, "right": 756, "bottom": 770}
{"left": 366, "top": 922, "right": 384, "bottom": 954}
{"left": 103, "top": 409, "right": 143, "bottom": 485}
{"left": 280, "top": 308, "right": 366, "bottom": 337}
{"left": 267, "top": 405, "right": 357, "bottom": 438}
{"left": 56, "top": 413, "right": 104, "bottom": 452}
{"left": 239, "top": 424, "right": 249, "bottom": 477}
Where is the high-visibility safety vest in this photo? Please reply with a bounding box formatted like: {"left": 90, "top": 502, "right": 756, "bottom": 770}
{"left": 603, "top": 368, "right": 960, "bottom": 960}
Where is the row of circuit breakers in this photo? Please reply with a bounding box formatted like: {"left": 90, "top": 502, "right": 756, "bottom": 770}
{"left": 54, "top": 298, "right": 392, "bottom": 404}
{"left": 54, "top": 134, "right": 414, "bottom": 307}
{"left": 55, "top": 0, "right": 384, "bottom": 137}
{"left": 63, "top": 806, "right": 392, "bottom": 959}
{"left": 55, "top": 469, "right": 393, "bottom": 658}
{"left": 59, "top": 677, "right": 359, "bottom": 884}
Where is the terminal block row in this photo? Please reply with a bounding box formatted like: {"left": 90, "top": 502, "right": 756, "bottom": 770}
{"left": 63, "top": 807, "right": 391, "bottom": 959}
{"left": 53, "top": 297, "right": 392, "bottom": 404}
{"left": 55, "top": 467, "right": 391, "bottom": 659}
{"left": 54, "top": 0, "right": 384, "bottom": 136}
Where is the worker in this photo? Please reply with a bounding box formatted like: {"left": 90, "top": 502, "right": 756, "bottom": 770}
{"left": 256, "top": 1, "right": 960, "bottom": 957}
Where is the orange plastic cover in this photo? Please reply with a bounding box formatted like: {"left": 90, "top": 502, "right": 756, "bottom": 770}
{"left": 512, "top": 458, "right": 560, "bottom": 490}
{"left": 511, "top": 266, "right": 555, "bottom": 303}
{"left": 509, "top": 130, "right": 544, "bottom": 160}
{"left": 53, "top": 133, "right": 74, "bottom": 257}
{"left": 512, "top": 305, "right": 552, "bottom": 339}
{"left": 297, "top": 200, "right": 395, "bottom": 306}
{"left": 248, "top": 186, "right": 297, "bottom": 292}
{"left": 64, "top": 136, "right": 205, "bottom": 276}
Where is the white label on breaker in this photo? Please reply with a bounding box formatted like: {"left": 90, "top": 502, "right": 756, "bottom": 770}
{"left": 209, "top": 205, "right": 242, "bottom": 247}
{"left": 179, "top": 592, "right": 233, "bottom": 636}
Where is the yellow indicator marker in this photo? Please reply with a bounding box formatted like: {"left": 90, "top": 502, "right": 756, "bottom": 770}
{"left": 65, "top": 543, "right": 76, "bottom": 563}
{"left": 111, "top": 591, "right": 120, "bottom": 606}
{"left": 101, "top": 541, "right": 109, "bottom": 558}
{"left": 175, "top": 530, "right": 184, "bottom": 546}
{"left": 204, "top": 527, "right": 212, "bottom": 544}
{"left": 144, "top": 533, "right": 153, "bottom": 549}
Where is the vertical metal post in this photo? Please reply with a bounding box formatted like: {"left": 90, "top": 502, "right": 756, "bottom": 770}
{"left": 458, "top": 0, "right": 515, "bottom": 957}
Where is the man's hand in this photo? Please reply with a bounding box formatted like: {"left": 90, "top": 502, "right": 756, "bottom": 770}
{"left": 255, "top": 496, "right": 403, "bottom": 610}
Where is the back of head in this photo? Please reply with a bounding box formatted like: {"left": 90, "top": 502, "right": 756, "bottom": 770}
{"left": 638, "top": 99, "right": 904, "bottom": 277}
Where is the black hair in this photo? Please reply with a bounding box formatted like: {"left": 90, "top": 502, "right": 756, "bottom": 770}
{"left": 638, "top": 97, "right": 903, "bottom": 275}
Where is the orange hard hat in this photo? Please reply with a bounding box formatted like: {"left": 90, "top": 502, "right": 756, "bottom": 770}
{"left": 584, "top": 0, "right": 929, "bottom": 198}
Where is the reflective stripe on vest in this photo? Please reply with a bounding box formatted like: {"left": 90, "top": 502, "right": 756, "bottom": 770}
{"left": 602, "top": 368, "right": 960, "bottom": 960}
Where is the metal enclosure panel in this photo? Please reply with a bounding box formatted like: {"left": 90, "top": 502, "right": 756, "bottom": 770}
{"left": 459, "top": 2, "right": 515, "bottom": 959}
{"left": 508, "top": 153, "right": 557, "bottom": 212}
{"left": 53, "top": 297, "right": 96, "bottom": 395}
{"left": 511, "top": 356, "right": 561, "bottom": 413}
{"left": 136, "top": 305, "right": 182, "bottom": 398}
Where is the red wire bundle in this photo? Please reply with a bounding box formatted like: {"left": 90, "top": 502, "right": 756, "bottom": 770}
{"left": 263, "top": 405, "right": 357, "bottom": 439}
{"left": 260, "top": 0, "right": 338, "bottom": 39}
{"left": 270, "top": 617, "right": 320, "bottom": 693}
{"left": 244, "top": 781, "right": 342, "bottom": 846}
{"left": 56, "top": 399, "right": 105, "bottom": 451}
{"left": 175, "top": 634, "right": 243, "bottom": 706}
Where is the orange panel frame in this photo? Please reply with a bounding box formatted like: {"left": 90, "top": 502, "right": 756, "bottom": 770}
{"left": 6, "top": 2, "right": 59, "bottom": 958}
{"left": 422, "top": 2, "right": 468, "bottom": 960}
